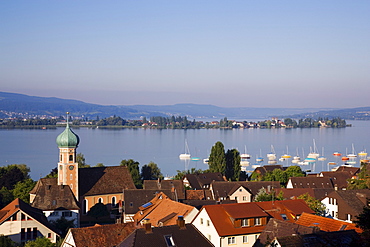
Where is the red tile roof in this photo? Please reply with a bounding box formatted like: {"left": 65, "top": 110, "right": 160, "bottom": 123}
{"left": 296, "top": 212, "right": 362, "bottom": 233}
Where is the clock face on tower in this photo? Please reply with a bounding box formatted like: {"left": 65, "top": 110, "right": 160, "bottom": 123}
{"left": 69, "top": 165, "right": 74, "bottom": 170}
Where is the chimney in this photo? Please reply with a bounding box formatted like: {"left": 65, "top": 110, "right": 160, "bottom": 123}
{"left": 143, "top": 218, "right": 152, "bottom": 233}
{"left": 334, "top": 184, "right": 338, "bottom": 191}
{"left": 177, "top": 215, "right": 186, "bottom": 229}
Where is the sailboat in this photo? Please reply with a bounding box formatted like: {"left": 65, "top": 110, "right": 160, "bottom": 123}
{"left": 179, "top": 140, "right": 191, "bottom": 159}
{"left": 307, "top": 139, "right": 320, "bottom": 159}
{"left": 292, "top": 148, "right": 301, "bottom": 164}
{"left": 318, "top": 147, "right": 327, "bottom": 161}
{"left": 347, "top": 144, "right": 357, "bottom": 158}
{"left": 240, "top": 146, "right": 251, "bottom": 159}
{"left": 267, "top": 145, "right": 277, "bottom": 161}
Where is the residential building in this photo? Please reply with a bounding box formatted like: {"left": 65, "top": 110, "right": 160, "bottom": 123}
{"left": 61, "top": 222, "right": 137, "bottom": 247}
{"left": 0, "top": 198, "right": 59, "bottom": 244}
{"left": 133, "top": 192, "right": 198, "bottom": 227}
{"left": 321, "top": 189, "right": 370, "bottom": 222}
{"left": 143, "top": 179, "right": 185, "bottom": 200}
{"left": 286, "top": 177, "right": 334, "bottom": 189}
{"left": 183, "top": 172, "right": 226, "bottom": 190}
{"left": 119, "top": 216, "right": 214, "bottom": 247}
{"left": 29, "top": 177, "right": 80, "bottom": 226}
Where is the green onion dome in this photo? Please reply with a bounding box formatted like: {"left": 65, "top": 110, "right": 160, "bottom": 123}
{"left": 56, "top": 122, "right": 80, "bottom": 148}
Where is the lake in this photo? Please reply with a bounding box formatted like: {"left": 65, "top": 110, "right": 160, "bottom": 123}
{"left": 1, "top": 120, "right": 369, "bottom": 180}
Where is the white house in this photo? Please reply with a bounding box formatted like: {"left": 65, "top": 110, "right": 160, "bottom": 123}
{"left": 0, "top": 198, "right": 59, "bottom": 244}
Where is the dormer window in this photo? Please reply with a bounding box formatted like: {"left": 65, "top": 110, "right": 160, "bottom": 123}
{"left": 164, "top": 235, "right": 175, "bottom": 246}
{"left": 241, "top": 218, "right": 249, "bottom": 227}
{"left": 255, "top": 217, "right": 261, "bottom": 226}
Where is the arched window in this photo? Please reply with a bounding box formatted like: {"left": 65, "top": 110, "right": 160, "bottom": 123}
{"left": 69, "top": 155, "right": 73, "bottom": 162}
{"left": 60, "top": 155, "right": 63, "bottom": 162}
{"left": 98, "top": 197, "right": 103, "bottom": 204}
{"left": 111, "top": 196, "right": 116, "bottom": 207}
{"left": 70, "top": 174, "right": 73, "bottom": 180}
{"left": 83, "top": 199, "right": 88, "bottom": 214}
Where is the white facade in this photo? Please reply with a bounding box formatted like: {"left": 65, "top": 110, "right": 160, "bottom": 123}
{"left": 192, "top": 208, "right": 260, "bottom": 247}
{"left": 229, "top": 186, "right": 252, "bottom": 203}
{"left": 44, "top": 209, "right": 79, "bottom": 227}
{"left": 61, "top": 229, "right": 76, "bottom": 247}
{"left": 192, "top": 208, "right": 221, "bottom": 247}
{"left": 321, "top": 197, "right": 339, "bottom": 221}
{"left": 0, "top": 211, "right": 58, "bottom": 244}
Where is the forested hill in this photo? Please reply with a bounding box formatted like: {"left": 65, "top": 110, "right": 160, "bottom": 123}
{"left": 1, "top": 91, "right": 368, "bottom": 120}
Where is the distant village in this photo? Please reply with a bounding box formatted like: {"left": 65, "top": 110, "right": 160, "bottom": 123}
{"left": 0, "top": 112, "right": 349, "bottom": 129}
{"left": 0, "top": 120, "right": 368, "bottom": 247}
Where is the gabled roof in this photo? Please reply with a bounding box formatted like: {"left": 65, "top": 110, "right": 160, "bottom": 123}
{"left": 288, "top": 177, "right": 334, "bottom": 189}
{"left": 133, "top": 192, "right": 196, "bottom": 227}
{"left": 185, "top": 190, "right": 207, "bottom": 200}
{"left": 296, "top": 212, "right": 362, "bottom": 233}
{"left": 123, "top": 189, "right": 175, "bottom": 214}
{"left": 320, "top": 171, "right": 352, "bottom": 188}
{"left": 253, "top": 165, "right": 287, "bottom": 176}
{"left": 0, "top": 198, "right": 59, "bottom": 234}
{"left": 326, "top": 189, "right": 370, "bottom": 216}
{"left": 79, "top": 166, "right": 136, "bottom": 196}
{"left": 67, "top": 222, "right": 137, "bottom": 247}
{"left": 118, "top": 223, "right": 214, "bottom": 247}
{"left": 255, "top": 200, "right": 314, "bottom": 221}
{"left": 143, "top": 179, "right": 185, "bottom": 199}
{"left": 254, "top": 218, "right": 315, "bottom": 247}
{"left": 273, "top": 229, "right": 361, "bottom": 247}
{"left": 184, "top": 172, "right": 225, "bottom": 189}
{"left": 200, "top": 202, "right": 268, "bottom": 236}
{"left": 30, "top": 178, "right": 79, "bottom": 210}
{"left": 335, "top": 166, "right": 360, "bottom": 176}
{"left": 211, "top": 181, "right": 280, "bottom": 199}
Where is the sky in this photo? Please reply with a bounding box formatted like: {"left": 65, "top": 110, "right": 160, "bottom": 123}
{"left": 1, "top": 1, "right": 369, "bottom": 108}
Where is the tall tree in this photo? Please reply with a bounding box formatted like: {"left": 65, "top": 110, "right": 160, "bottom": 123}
{"left": 12, "top": 178, "right": 36, "bottom": 203}
{"left": 76, "top": 153, "right": 90, "bottom": 168}
{"left": 208, "top": 141, "right": 226, "bottom": 174}
{"left": 0, "top": 235, "right": 16, "bottom": 247}
{"left": 141, "top": 162, "right": 163, "bottom": 180}
{"left": 120, "top": 159, "right": 142, "bottom": 188}
{"left": 297, "top": 193, "right": 326, "bottom": 216}
{"left": 225, "top": 149, "right": 241, "bottom": 181}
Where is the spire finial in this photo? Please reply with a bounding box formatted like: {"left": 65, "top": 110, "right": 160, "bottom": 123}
{"left": 66, "top": 112, "right": 70, "bottom": 127}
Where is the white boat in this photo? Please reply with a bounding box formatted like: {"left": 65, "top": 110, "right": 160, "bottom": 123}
{"left": 203, "top": 158, "right": 209, "bottom": 164}
{"left": 179, "top": 140, "right": 191, "bottom": 159}
{"left": 307, "top": 139, "right": 320, "bottom": 159}
{"left": 267, "top": 145, "right": 277, "bottom": 160}
{"left": 347, "top": 144, "right": 357, "bottom": 158}
{"left": 240, "top": 146, "right": 251, "bottom": 160}
{"left": 318, "top": 147, "right": 327, "bottom": 161}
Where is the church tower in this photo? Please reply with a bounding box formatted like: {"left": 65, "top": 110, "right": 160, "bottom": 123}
{"left": 56, "top": 113, "right": 80, "bottom": 199}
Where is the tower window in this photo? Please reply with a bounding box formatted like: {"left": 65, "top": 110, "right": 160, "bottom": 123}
{"left": 83, "top": 199, "right": 88, "bottom": 214}
{"left": 98, "top": 197, "right": 103, "bottom": 203}
{"left": 112, "top": 196, "right": 116, "bottom": 207}
{"left": 69, "top": 155, "right": 73, "bottom": 162}
{"left": 60, "top": 155, "right": 62, "bottom": 162}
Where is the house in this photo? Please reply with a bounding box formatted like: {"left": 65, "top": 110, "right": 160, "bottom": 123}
{"left": 319, "top": 171, "right": 353, "bottom": 189}
{"left": 269, "top": 229, "right": 361, "bottom": 247}
{"left": 210, "top": 181, "right": 280, "bottom": 202}
{"left": 0, "top": 198, "right": 59, "bottom": 244}
{"left": 133, "top": 192, "right": 198, "bottom": 227}
{"left": 185, "top": 189, "right": 213, "bottom": 200}
{"left": 61, "top": 222, "right": 137, "bottom": 247}
{"left": 321, "top": 189, "right": 370, "bottom": 223}
{"left": 252, "top": 165, "right": 287, "bottom": 177}
{"left": 118, "top": 216, "right": 214, "bottom": 247}
{"left": 183, "top": 172, "right": 226, "bottom": 190}
{"left": 253, "top": 218, "right": 315, "bottom": 247}
{"left": 143, "top": 179, "right": 185, "bottom": 200}
{"left": 295, "top": 212, "right": 362, "bottom": 233}
{"left": 192, "top": 199, "right": 314, "bottom": 247}
{"left": 286, "top": 177, "right": 334, "bottom": 189}
{"left": 29, "top": 178, "right": 80, "bottom": 226}
{"left": 192, "top": 202, "right": 269, "bottom": 247}
{"left": 122, "top": 189, "right": 176, "bottom": 223}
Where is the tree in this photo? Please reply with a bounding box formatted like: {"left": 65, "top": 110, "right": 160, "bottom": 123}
{"left": 173, "top": 168, "right": 207, "bottom": 180}
{"left": 225, "top": 149, "right": 241, "bottom": 181}
{"left": 12, "top": 178, "right": 36, "bottom": 203}
{"left": 141, "top": 162, "right": 163, "bottom": 181}
{"left": 354, "top": 199, "right": 370, "bottom": 243}
{"left": 0, "top": 186, "right": 13, "bottom": 208}
{"left": 0, "top": 166, "right": 26, "bottom": 190}
{"left": 94, "top": 163, "right": 105, "bottom": 167}
{"left": 254, "top": 188, "right": 284, "bottom": 202}
{"left": 120, "top": 159, "right": 142, "bottom": 188}
{"left": 24, "top": 237, "right": 55, "bottom": 247}
{"left": 50, "top": 217, "right": 75, "bottom": 237}
{"left": 0, "top": 235, "right": 16, "bottom": 247}
{"left": 87, "top": 202, "right": 109, "bottom": 220}
{"left": 297, "top": 193, "right": 326, "bottom": 216}
{"left": 76, "top": 153, "right": 90, "bottom": 168}
{"left": 264, "top": 169, "right": 289, "bottom": 185}
{"left": 45, "top": 167, "right": 58, "bottom": 178}
{"left": 208, "top": 141, "right": 226, "bottom": 174}
{"left": 285, "top": 165, "right": 305, "bottom": 178}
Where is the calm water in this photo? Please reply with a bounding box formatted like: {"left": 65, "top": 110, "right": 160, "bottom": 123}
{"left": 1, "top": 120, "right": 369, "bottom": 180}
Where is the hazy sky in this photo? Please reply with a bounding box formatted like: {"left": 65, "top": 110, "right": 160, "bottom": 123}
{"left": 1, "top": 1, "right": 369, "bottom": 108}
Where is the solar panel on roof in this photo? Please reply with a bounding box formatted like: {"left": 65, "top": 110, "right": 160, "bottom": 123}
{"left": 141, "top": 202, "right": 153, "bottom": 208}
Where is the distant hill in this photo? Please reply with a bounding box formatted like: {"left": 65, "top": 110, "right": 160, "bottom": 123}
{"left": 1, "top": 91, "right": 368, "bottom": 120}
{"left": 285, "top": 107, "right": 370, "bottom": 120}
